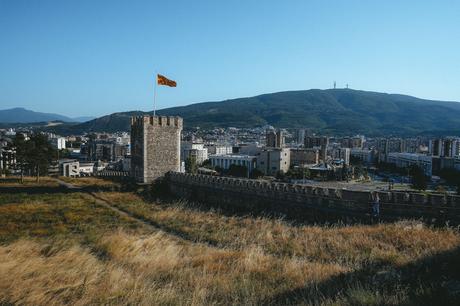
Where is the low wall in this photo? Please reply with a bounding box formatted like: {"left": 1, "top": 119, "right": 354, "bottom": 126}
{"left": 166, "top": 172, "right": 460, "bottom": 223}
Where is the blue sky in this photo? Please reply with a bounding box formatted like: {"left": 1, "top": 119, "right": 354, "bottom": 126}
{"left": 1, "top": 0, "right": 459, "bottom": 117}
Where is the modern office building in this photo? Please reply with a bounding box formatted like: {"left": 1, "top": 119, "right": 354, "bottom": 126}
{"left": 209, "top": 154, "right": 257, "bottom": 177}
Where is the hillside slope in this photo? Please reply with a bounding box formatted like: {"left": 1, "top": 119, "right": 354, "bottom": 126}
{"left": 54, "top": 89, "right": 460, "bottom": 135}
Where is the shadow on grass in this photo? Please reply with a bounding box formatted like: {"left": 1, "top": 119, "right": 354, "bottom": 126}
{"left": 0, "top": 186, "right": 69, "bottom": 194}
{"left": 264, "top": 245, "right": 460, "bottom": 305}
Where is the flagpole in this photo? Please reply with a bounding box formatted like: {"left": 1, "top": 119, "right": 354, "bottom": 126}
{"left": 153, "top": 73, "right": 157, "bottom": 116}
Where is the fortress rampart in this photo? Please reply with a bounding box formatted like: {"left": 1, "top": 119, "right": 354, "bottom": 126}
{"left": 166, "top": 172, "right": 460, "bottom": 223}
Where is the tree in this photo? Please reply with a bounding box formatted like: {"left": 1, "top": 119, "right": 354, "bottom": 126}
{"left": 228, "top": 164, "right": 248, "bottom": 177}
{"left": 27, "top": 133, "right": 57, "bottom": 182}
{"left": 13, "top": 133, "right": 29, "bottom": 183}
{"left": 201, "top": 159, "right": 213, "bottom": 169}
{"left": 286, "top": 167, "right": 310, "bottom": 180}
{"left": 354, "top": 165, "right": 364, "bottom": 179}
{"left": 185, "top": 156, "right": 198, "bottom": 174}
{"left": 250, "top": 168, "right": 264, "bottom": 179}
{"left": 275, "top": 170, "right": 286, "bottom": 180}
{"left": 342, "top": 164, "right": 350, "bottom": 181}
{"left": 409, "top": 165, "right": 427, "bottom": 191}
{"left": 214, "top": 165, "right": 224, "bottom": 174}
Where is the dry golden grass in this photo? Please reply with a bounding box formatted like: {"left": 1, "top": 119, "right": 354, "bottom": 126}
{"left": 0, "top": 176, "right": 60, "bottom": 187}
{"left": 1, "top": 182, "right": 460, "bottom": 305}
{"left": 101, "top": 192, "right": 460, "bottom": 268}
{"left": 58, "top": 176, "right": 121, "bottom": 188}
{"left": 0, "top": 231, "right": 348, "bottom": 305}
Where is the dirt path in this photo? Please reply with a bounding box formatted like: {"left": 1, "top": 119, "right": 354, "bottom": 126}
{"left": 53, "top": 178, "right": 174, "bottom": 230}
{"left": 53, "top": 178, "right": 221, "bottom": 248}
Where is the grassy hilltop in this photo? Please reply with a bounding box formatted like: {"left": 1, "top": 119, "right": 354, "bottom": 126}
{"left": 1, "top": 177, "right": 460, "bottom": 305}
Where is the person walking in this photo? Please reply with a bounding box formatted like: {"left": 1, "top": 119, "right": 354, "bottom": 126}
{"left": 371, "top": 191, "right": 380, "bottom": 222}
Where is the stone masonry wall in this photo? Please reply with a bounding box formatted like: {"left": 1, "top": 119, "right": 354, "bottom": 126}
{"left": 131, "top": 116, "right": 182, "bottom": 183}
{"left": 166, "top": 172, "right": 460, "bottom": 223}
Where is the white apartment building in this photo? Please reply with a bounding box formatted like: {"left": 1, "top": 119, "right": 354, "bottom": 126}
{"left": 387, "top": 152, "right": 432, "bottom": 177}
{"left": 51, "top": 137, "right": 66, "bottom": 150}
{"left": 181, "top": 142, "right": 208, "bottom": 165}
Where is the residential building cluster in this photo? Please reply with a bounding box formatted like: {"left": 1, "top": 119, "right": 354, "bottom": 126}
{"left": 2, "top": 121, "right": 460, "bottom": 185}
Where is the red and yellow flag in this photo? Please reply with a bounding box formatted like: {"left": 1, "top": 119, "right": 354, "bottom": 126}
{"left": 157, "top": 74, "right": 177, "bottom": 87}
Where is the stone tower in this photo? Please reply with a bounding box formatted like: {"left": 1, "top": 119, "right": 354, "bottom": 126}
{"left": 130, "top": 115, "right": 183, "bottom": 183}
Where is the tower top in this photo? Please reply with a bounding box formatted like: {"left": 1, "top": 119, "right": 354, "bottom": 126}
{"left": 131, "top": 115, "right": 183, "bottom": 128}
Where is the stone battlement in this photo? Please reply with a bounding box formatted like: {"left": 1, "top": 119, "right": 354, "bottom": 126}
{"left": 166, "top": 172, "right": 460, "bottom": 223}
{"left": 131, "top": 116, "right": 183, "bottom": 128}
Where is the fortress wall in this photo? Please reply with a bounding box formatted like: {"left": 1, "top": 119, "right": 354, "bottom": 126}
{"left": 166, "top": 172, "right": 460, "bottom": 223}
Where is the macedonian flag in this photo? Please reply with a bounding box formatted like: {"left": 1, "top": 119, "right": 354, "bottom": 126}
{"left": 157, "top": 74, "right": 177, "bottom": 87}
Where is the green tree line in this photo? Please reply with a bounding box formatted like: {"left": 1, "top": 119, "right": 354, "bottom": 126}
{"left": 12, "top": 133, "right": 57, "bottom": 183}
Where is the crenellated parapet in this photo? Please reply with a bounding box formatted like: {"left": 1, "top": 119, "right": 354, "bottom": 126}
{"left": 166, "top": 172, "right": 460, "bottom": 222}
{"left": 131, "top": 115, "right": 183, "bottom": 128}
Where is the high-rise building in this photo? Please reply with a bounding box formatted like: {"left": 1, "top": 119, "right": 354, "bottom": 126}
{"left": 266, "top": 129, "right": 285, "bottom": 148}
{"left": 429, "top": 138, "right": 460, "bottom": 157}
{"left": 50, "top": 137, "right": 66, "bottom": 150}
{"left": 333, "top": 148, "right": 350, "bottom": 165}
{"left": 377, "top": 138, "right": 405, "bottom": 162}
{"left": 304, "top": 136, "right": 329, "bottom": 149}
{"left": 340, "top": 136, "right": 364, "bottom": 149}
{"left": 130, "top": 116, "right": 182, "bottom": 183}
{"left": 294, "top": 129, "right": 306, "bottom": 145}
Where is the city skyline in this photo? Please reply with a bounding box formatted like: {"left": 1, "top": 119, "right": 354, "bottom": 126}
{"left": 1, "top": 0, "right": 460, "bottom": 117}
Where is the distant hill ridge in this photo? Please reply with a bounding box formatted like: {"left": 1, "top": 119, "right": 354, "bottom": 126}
{"left": 4, "top": 89, "right": 460, "bottom": 136}
{"left": 63, "top": 89, "right": 460, "bottom": 136}
{"left": 0, "top": 107, "right": 94, "bottom": 123}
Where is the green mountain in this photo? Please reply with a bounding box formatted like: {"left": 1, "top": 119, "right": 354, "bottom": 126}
{"left": 52, "top": 89, "right": 460, "bottom": 136}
